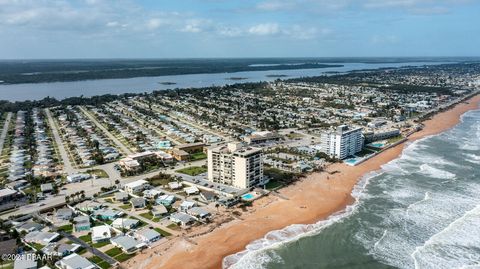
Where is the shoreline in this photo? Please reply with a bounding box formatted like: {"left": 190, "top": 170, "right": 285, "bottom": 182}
{"left": 128, "top": 94, "right": 480, "bottom": 269}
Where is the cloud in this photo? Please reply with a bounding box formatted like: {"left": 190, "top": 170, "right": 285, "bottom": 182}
{"left": 256, "top": 1, "right": 296, "bottom": 11}
{"left": 248, "top": 23, "right": 280, "bottom": 35}
{"left": 181, "top": 19, "right": 212, "bottom": 33}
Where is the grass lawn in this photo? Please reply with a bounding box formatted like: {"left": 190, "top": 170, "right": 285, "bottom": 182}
{"left": 57, "top": 224, "right": 73, "bottom": 233}
{"left": 96, "top": 261, "right": 111, "bottom": 269}
{"left": 387, "top": 135, "right": 405, "bottom": 144}
{"left": 79, "top": 234, "right": 92, "bottom": 244}
{"left": 87, "top": 169, "right": 109, "bottom": 178}
{"left": 190, "top": 152, "right": 207, "bottom": 161}
{"left": 167, "top": 223, "right": 181, "bottom": 231}
{"left": 88, "top": 256, "right": 111, "bottom": 269}
{"left": 105, "top": 247, "right": 136, "bottom": 262}
{"left": 92, "top": 241, "right": 110, "bottom": 248}
{"left": 139, "top": 212, "right": 161, "bottom": 222}
{"left": 115, "top": 253, "right": 136, "bottom": 262}
{"left": 88, "top": 256, "right": 102, "bottom": 264}
{"left": 146, "top": 173, "right": 175, "bottom": 187}
{"left": 0, "top": 262, "right": 13, "bottom": 269}
{"left": 153, "top": 228, "right": 172, "bottom": 237}
{"left": 265, "top": 180, "right": 283, "bottom": 190}
{"left": 31, "top": 243, "right": 44, "bottom": 251}
{"left": 105, "top": 247, "right": 122, "bottom": 257}
{"left": 176, "top": 166, "right": 207, "bottom": 176}
{"left": 119, "top": 204, "right": 132, "bottom": 210}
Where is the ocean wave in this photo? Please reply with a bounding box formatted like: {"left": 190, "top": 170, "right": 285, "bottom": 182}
{"left": 411, "top": 205, "right": 480, "bottom": 269}
{"left": 419, "top": 164, "right": 456, "bottom": 179}
{"left": 223, "top": 171, "right": 381, "bottom": 269}
{"left": 464, "top": 153, "right": 480, "bottom": 164}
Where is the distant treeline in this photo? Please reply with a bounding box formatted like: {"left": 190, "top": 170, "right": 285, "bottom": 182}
{"left": 0, "top": 59, "right": 342, "bottom": 84}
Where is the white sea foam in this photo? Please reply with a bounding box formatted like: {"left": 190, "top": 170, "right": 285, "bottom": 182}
{"left": 419, "top": 164, "right": 456, "bottom": 179}
{"left": 464, "top": 153, "right": 480, "bottom": 164}
{"left": 224, "top": 109, "right": 480, "bottom": 269}
{"left": 411, "top": 205, "right": 480, "bottom": 269}
{"left": 223, "top": 171, "right": 380, "bottom": 269}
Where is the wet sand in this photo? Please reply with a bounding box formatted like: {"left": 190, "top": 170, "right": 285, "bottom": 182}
{"left": 128, "top": 94, "right": 480, "bottom": 269}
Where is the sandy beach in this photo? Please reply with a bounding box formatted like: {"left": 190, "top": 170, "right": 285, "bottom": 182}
{"left": 127, "top": 94, "right": 480, "bottom": 269}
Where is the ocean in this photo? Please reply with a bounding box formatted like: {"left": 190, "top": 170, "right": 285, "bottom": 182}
{"left": 225, "top": 108, "right": 480, "bottom": 269}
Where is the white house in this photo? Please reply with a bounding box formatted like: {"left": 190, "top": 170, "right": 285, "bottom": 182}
{"left": 55, "top": 253, "right": 96, "bottom": 269}
{"left": 124, "top": 180, "right": 149, "bottom": 194}
{"left": 91, "top": 225, "right": 111, "bottom": 243}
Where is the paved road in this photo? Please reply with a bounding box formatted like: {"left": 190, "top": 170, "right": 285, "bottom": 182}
{"left": 79, "top": 106, "right": 133, "bottom": 155}
{"left": 45, "top": 109, "right": 75, "bottom": 174}
{"left": 0, "top": 112, "right": 12, "bottom": 156}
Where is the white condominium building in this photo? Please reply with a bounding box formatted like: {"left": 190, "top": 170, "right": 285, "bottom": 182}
{"left": 207, "top": 142, "right": 263, "bottom": 189}
{"left": 321, "top": 125, "right": 364, "bottom": 160}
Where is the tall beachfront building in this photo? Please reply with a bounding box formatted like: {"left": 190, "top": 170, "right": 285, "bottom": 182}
{"left": 207, "top": 142, "right": 264, "bottom": 189}
{"left": 321, "top": 125, "right": 364, "bottom": 159}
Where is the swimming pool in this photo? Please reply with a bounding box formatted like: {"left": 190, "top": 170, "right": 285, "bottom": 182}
{"left": 369, "top": 143, "right": 385, "bottom": 148}
{"left": 344, "top": 158, "right": 359, "bottom": 165}
{"left": 241, "top": 193, "right": 255, "bottom": 200}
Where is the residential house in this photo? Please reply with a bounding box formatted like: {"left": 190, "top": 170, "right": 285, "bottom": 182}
{"left": 55, "top": 208, "right": 74, "bottom": 221}
{"left": 114, "top": 192, "right": 129, "bottom": 203}
{"left": 93, "top": 208, "right": 123, "bottom": 220}
{"left": 91, "top": 226, "right": 111, "bottom": 243}
{"left": 55, "top": 253, "right": 96, "bottom": 269}
{"left": 167, "top": 182, "right": 182, "bottom": 190}
{"left": 73, "top": 216, "right": 90, "bottom": 232}
{"left": 179, "top": 201, "right": 196, "bottom": 212}
{"left": 40, "top": 183, "right": 54, "bottom": 193}
{"left": 187, "top": 207, "right": 211, "bottom": 220}
{"left": 151, "top": 205, "right": 168, "bottom": 218}
{"left": 155, "top": 195, "right": 175, "bottom": 206}
{"left": 200, "top": 191, "right": 216, "bottom": 202}
{"left": 169, "top": 212, "right": 195, "bottom": 227}
{"left": 130, "top": 197, "right": 146, "bottom": 209}
{"left": 110, "top": 235, "right": 145, "bottom": 254}
{"left": 24, "top": 231, "right": 59, "bottom": 245}
{"left": 143, "top": 189, "right": 161, "bottom": 199}
{"left": 124, "top": 180, "right": 149, "bottom": 194}
{"left": 15, "top": 221, "right": 43, "bottom": 233}
{"left": 42, "top": 243, "right": 80, "bottom": 257}
{"left": 66, "top": 173, "right": 90, "bottom": 183}
{"left": 184, "top": 186, "right": 199, "bottom": 196}
{"left": 75, "top": 200, "right": 102, "bottom": 212}
{"left": 112, "top": 218, "right": 139, "bottom": 230}
{"left": 135, "top": 228, "right": 161, "bottom": 244}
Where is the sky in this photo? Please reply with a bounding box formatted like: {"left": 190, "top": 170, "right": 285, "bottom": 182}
{"left": 0, "top": 0, "right": 479, "bottom": 59}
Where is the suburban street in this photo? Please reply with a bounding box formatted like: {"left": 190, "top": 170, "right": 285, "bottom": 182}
{"left": 79, "top": 106, "right": 133, "bottom": 155}
{"left": 45, "top": 108, "right": 76, "bottom": 174}
{"left": 0, "top": 112, "right": 12, "bottom": 155}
